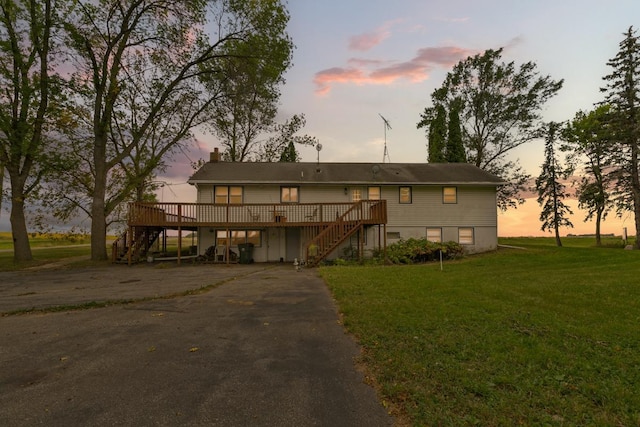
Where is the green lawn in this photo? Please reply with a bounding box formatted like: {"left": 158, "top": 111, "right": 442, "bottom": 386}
{"left": 0, "top": 232, "right": 95, "bottom": 270}
{"left": 320, "top": 237, "right": 640, "bottom": 426}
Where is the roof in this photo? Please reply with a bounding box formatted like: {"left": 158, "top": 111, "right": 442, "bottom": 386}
{"left": 188, "top": 162, "right": 505, "bottom": 186}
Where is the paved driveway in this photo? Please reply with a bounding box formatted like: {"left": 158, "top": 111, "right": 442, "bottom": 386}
{"left": 0, "top": 264, "right": 393, "bottom": 426}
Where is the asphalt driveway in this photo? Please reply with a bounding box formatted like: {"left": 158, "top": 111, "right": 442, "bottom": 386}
{"left": 0, "top": 263, "right": 393, "bottom": 426}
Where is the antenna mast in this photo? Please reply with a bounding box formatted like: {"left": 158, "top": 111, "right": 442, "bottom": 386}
{"left": 379, "top": 113, "right": 391, "bottom": 163}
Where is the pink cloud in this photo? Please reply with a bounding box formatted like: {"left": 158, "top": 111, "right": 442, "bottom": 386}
{"left": 349, "top": 29, "right": 390, "bottom": 51}
{"left": 370, "top": 61, "right": 431, "bottom": 84}
{"left": 414, "top": 46, "right": 475, "bottom": 67}
{"left": 314, "top": 67, "right": 368, "bottom": 96}
{"left": 314, "top": 45, "right": 476, "bottom": 95}
{"left": 348, "top": 20, "right": 403, "bottom": 51}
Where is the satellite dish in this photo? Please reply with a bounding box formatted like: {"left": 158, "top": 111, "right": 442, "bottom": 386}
{"left": 316, "top": 143, "right": 323, "bottom": 151}
{"left": 372, "top": 164, "right": 380, "bottom": 174}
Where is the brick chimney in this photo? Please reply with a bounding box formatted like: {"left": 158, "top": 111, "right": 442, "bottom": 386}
{"left": 210, "top": 147, "right": 220, "bottom": 163}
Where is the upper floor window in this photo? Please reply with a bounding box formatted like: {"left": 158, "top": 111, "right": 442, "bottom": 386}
{"left": 399, "top": 186, "right": 412, "bottom": 204}
{"left": 368, "top": 186, "right": 381, "bottom": 200}
{"left": 352, "top": 189, "right": 362, "bottom": 202}
{"left": 215, "top": 186, "right": 243, "bottom": 204}
{"left": 443, "top": 187, "right": 457, "bottom": 204}
{"left": 281, "top": 186, "right": 299, "bottom": 203}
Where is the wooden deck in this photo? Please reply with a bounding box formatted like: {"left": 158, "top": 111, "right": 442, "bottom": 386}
{"left": 127, "top": 200, "right": 387, "bottom": 228}
{"left": 115, "top": 200, "right": 387, "bottom": 265}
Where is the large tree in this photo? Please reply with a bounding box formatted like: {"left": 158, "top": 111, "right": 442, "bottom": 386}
{"left": 418, "top": 48, "right": 564, "bottom": 209}
{"left": 209, "top": 26, "right": 291, "bottom": 162}
{"left": 0, "top": 0, "right": 59, "bottom": 262}
{"left": 536, "top": 122, "right": 574, "bottom": 247}
{"left": 563, "top": 105, "right": 615, "bottom": 246}
{"left": 57, "top": 0, "right": 293, "bottom": 260}
{"left": 601, "top": 26, "right": 640, "bottom": 249}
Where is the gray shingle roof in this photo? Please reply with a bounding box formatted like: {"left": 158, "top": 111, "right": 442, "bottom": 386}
{"left": 189, "top": 162, "right": 504, "bottom": 186}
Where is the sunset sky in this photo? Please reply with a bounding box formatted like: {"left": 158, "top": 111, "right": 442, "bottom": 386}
{"left": 200, "top": 0, "right": 639, "bottom": 237}
{"left": 2, "top": 0, "right": 639, "bottom": 236}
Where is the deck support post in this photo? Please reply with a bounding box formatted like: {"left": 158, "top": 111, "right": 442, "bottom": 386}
{"left": 177, "top": 226, "right": 182, "bottom": 265}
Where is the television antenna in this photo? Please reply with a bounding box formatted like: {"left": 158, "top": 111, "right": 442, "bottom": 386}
{"left": 379, "top": 114, "right": 391, "bottom": 163}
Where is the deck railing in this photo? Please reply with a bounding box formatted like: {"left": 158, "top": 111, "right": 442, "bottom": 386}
{"left": 127, "top": 200, "right": 387, "bottom": 227}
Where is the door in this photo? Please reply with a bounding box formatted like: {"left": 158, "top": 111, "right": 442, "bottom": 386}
{"left": 285, "top": 228, "right": 301, "bottom": 262}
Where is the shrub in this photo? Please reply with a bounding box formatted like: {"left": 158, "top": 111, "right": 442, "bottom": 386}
{"left": 379, "top": 238, "right": 464, "bottom": 264}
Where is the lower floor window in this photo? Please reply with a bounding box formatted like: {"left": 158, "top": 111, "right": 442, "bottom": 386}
{"left": 426, "top": 228, "right": 442, "bottom": 243}
{"left": 387, "top": 231, "right": 401, "bottom": 240}
{"left": 216, "top": 230, "right": 262, "bottom": 247}
{"left": 458, "top": 227, "right": 474, "bottom": 245}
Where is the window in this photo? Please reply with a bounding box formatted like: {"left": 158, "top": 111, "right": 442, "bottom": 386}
{"left": 368, "top": 186, "right": 381, "bottom": 200}
{"left": 458, "top": 227, "right": 474, "bottom": 245}
{"left": 387, "top": 231, "right": 401, "bottom": 240}
{"left": 426, "top": 228, "right": 442, "bottom": 243}
{"left": 216, "top": 230, "right": 262, "bottom": 247}
{"left": 281, "top": 186, "right": 299, "bottom": 203}
{"left": 215, "top": 186, "right": 243, "bottom": 204}
{"left": 246, "top": 230, "right": 261, "bottom": 246}
{"left": 399, "top": 186, "right": 412, "bottom": 204}
{"left": 443, "top": 187, "right": 457, "bottom": 204}
{"left": 352, "top": 189, "right": 362, "bottom": 202}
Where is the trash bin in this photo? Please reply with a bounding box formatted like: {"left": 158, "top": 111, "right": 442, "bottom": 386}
{"left": 238, "top": 243, "right": 254, "bottom": 264}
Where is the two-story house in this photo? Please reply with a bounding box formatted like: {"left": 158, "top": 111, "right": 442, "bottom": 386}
{"left": 115, "top": 149, "right": 504, "bottom": 265}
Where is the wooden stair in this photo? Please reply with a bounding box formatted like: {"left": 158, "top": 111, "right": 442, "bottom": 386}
{"left": 304, "top": 204, "right": 363, "bottom": 267}
{"left": 112, "top": 227, "right": 162, "bottom": 264}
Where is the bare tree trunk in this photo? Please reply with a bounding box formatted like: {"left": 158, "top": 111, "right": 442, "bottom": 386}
{"left": 10, "top": 191, "right": 33, "bottom": 262}
{"left": 632, "top": 144, "right": 640, "bottom": 250}
{"left": 91, "top": 135, "right": 108, "bottom": 261}
{"left": 554, "top": 225, "right": 562, "bottom": 247}
{"left": 0, "top": 166, "right": 3, "bottom": 213}
{"left": 595, "top": 208, "right": 603, "bottom": 247}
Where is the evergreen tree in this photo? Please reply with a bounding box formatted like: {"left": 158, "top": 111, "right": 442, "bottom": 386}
{"left": 601, "top": 26, "right": 640, "bottom": 249}
{"left": 446, "top": 101, "right": 466, "bottom": 162}
{"left": 279, "top": 141, "right": 298, "bottom": 162}
{"left": 536, "top": 122, "right": 574, "bottom": 247}
{"left": 426, "top": 105, "right": 446, "bottom": 163}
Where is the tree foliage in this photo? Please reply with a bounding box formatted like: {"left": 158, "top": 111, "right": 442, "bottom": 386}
{"left": 207, "top": 5, "right": 293, "bottom": 162}
{"left": 0, "top": 0, "right": 60, "bottom": 262}
{"left": 446, "top": 101, "right": 466, "bottom": 163}
{"left": 563, "top": 105, "right": 615, "bottom": 246}
{"left": 418, "top": 48, "right": 563, "bottom": 210}
{"left": 600, "top": 26, "right": 640, "bottom": 249}
{"left": 256, "top": 114, "right": 318, "bottom": 162}
{"left": 536, "top": 122, "right": 574, "bottom": 246}
{"left": 427, "top": 105, "right": 446, "bottom": 163}
{"left": 50, "top": 0, "right": 293, "bottom": 260}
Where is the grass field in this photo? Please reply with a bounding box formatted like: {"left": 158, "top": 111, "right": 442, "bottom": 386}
{"left": 321, "top": 237, "right": 640, "bottom": 426}
{"left": 0, "top": 232, "right": 95, "bottom": 271}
